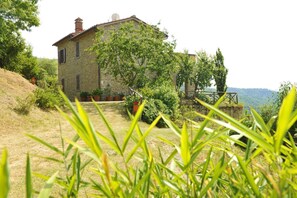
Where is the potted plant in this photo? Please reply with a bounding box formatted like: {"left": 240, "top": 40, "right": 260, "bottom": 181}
{"left": 80, "top": 91, "right": 90, "bottom": 102}
{"left": 119, "top": 92, "right": 125, "bottom": 101}
{"left": 113, "top": 92, "right": 120, "bottom": 101}
{"left": 103, "top": 85, "right": 112, "bottom": 101}
{"left": 92, "top": 88, "right": 103, "bottom": 101}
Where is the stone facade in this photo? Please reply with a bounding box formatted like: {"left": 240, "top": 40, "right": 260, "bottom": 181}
{"left": 53, "top": 15, "right": 142, "bottom": 101}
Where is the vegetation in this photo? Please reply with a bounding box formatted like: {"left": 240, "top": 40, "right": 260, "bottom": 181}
{"left": 176, "top": 50, "right": 195, "bottom": 97}
{"left": 2, "top": 87, "right": 297, "bottom": 197}
{"left": 213, "top": 48, "right": 228, "bottom": 95}
{"left": 0, "top": 0, "right": 39, "bottom": 78}
{"left": 91, "top": 22, "right": 176, "bottom": 89}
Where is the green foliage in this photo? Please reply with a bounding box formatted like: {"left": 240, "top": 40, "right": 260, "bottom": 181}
{"left": 37, "top": 58, "right": 58, "bottom": 77}
{"left": 0, "top": 149, "right": 9, "bottom": 198}
{"left": 34, "top": 88, "right": 64, "bottom": 110}
{"left": 191, "top": 50, "right": 214, "bottom": 91}
{"left": 2, "top": 87, "right": 297, "bottom": 197}
{"left": 124, "top": 94, "right": 141, "bottom": 112}
{"left": 90, "top": 21, "right": 176, "bottom": 88}
{"left": 92, "top": 88, "right": 103, "bottom": 96}
{"left": 0, "top": 0, "right": 39, "bottom": 71}
{"left": 14, "top": 94, "right": 36, "bottom": 115}
{"left": 213, "top": 48, "right": 228, "bottom": 95}
{"left": 79, "top": 91, "right": 90, "bottom": 98}
{"left": 176, "top": 50, "right": 194, "bottom": 97}
{"left": 142, "top": 99, "right": 169, "bottom": 127}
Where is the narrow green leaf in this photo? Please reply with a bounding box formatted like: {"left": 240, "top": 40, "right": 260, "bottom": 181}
{"left": 126, "top": 115, "right": 161, "bottom": 162}
{"left": 67, "top": 174, "right": 76, "bottom": 197}
{"left": 195, "top": 103, "right": 273, "bottom": 152}
{"left": 93, "top": 102, "right": 122, "bottom": 155}
{"left": 250, "top": 108, "right": 270, "bottom": 136}
{"left": 199, "top": 154, "right": 229, "bottom": 197}
{"left": 0, "top": 149, "right": 9, "bottom": 198}
{"left": 200, "top": 147, "right": 212, "bottom": 191}
{"left": 25, "top": 134, "right": 63, "bottom": 155}
{"left": 193, "top": 93, "right": 226, "bottom": 145}
{"left": 122, "top": 101, "right": 145, "bottom": 153}
{"left": 75, "top": 99, "right": 102, "bottom": 157}
{"left": 236, "top": 155, "right": 260, "bottom": 197}
{"left": 26, "top": 153, "right": 32, "bottom": 198}
{"left": 38, "top": 171, "right": 59, "bottom": 198}
{"left": 275, "top": 87, "right": 296, "bottom": 154}
{"left": 180, "top": 123, "right": 190, "bottom": 167}
{"left": 96, "top": 132, "right": 121, "bottom": 155}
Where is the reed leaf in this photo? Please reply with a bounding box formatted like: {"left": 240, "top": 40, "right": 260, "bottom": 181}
{"left": 25, "top": 134, "right": 63, "bottom": 155}
{"left": 275, "top": 87, "right": 296, "bottom": 155}
{"left": 37, "top": 171, "right": 59, "bottom": 198}
{"left": 122, "top": 101, "right": 145, "bottom": 153}
{"left": 0, "top": 149, "right": 9, "bottom": 198}
{"left": 26, "top": 153, "right": 32, "bottom": 198}
{"left": 93, "top": 102, "right": 122, "bottom": 155}
{"left": 236, "top": 155, "right": 260, "bottom": 197}
{"left": 180, "top": 123, "right": 190, "bottom": 167}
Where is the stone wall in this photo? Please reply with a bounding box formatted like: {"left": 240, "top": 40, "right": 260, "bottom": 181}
{"left": 57, "top": 31, "right": 130, "bottom": 101}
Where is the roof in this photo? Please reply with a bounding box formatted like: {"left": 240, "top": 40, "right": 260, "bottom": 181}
{"left": 52, "top": 15, "right": 147, "bottom": 46}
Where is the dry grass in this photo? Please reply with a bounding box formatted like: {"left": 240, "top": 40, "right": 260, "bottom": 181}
{"left": 0, "top": 69, "right": 176, "bottom": 197}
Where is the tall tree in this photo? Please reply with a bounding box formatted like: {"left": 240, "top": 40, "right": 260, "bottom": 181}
{"left": 176, "top": 50, "right": 194, "bottom": 98}
{"left": 191, "top": 50, "right": 213, "bottom": 92}
{"left": 91, "top": 22, "right": 176, "bottom": 88}
{"left": 0, "top": 0, "right": 39, "bottom": 70}
{"left": 213, "top": 48, "right": 228, "bottom": 96}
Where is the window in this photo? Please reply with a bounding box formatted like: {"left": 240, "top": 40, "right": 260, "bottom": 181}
{"left": 58, "top": 48, "right": 66, "bottom": 63}
{"left": 76, "top": 42, "right": 80, "bottom": 57}
{"left": 76, "top": 75, "right": 80, "bottom": 90}
{"left": 61, "top": 79, "right": 65, "bottom": 92}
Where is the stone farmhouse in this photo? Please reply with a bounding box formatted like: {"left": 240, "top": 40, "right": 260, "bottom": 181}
{"left": 53, "top": 14, "right": 152, "bottom": 101}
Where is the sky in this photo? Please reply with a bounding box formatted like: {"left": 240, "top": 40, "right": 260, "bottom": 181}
{"left": 22, "top": 0, "right": 297, "bottom": 91}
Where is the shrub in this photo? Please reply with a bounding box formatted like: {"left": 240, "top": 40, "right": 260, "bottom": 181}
{"left": 91, "top": 88, "right": 103, "bottom": 96}
{"left": 13, "top": 94, "right": 36, "bottom": 115}
{"left": 124, "top": 94, "right": 142, "bottom": 113}
{"left": 142, "top": 99, "right": 169, "bottom": 127}
{"left": 34, "top": 88, "right": 64, "bottom": 110}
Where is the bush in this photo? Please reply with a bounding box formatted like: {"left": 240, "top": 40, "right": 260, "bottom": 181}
{"left": 34, "top": 88, "right": 64, "bottom": 110}
{"left": 124, "top": 85, "right": 180, "bottom": 127}
{"left": 13, "top": 94, "right": 36, "bottom": 115}
{"left": 141, "top": 84, "right": 179, "bottom": 118}
{"left": 142, "top": 99, "right": 169, "bottom": 127}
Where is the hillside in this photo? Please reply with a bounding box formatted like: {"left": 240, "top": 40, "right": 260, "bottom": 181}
{"left": 227, "top": 87, "right": 277, "bottom": 109}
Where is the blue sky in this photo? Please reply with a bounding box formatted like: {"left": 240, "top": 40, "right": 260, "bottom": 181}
{"left": 22, "top": 0, "right": 297, "bottom": 90}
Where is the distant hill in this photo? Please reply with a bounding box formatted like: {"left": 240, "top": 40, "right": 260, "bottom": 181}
{"left": 227, "top": 87, "right": 277, "bottom": 109}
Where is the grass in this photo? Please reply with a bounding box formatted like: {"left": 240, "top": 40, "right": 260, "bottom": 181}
{"left": 0, "top": 101, "right": 176, "bottom": 197}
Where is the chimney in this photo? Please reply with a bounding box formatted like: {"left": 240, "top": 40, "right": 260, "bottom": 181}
{"left": 75, "top": 17, "right": 83, "bottom": 33}
{"left": 111, "top": 13, "right": 120, "bottom": 21}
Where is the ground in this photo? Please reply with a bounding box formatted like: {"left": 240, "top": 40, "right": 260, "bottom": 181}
{"left": 0, "top": 68, "right": 175, "bottom": 197}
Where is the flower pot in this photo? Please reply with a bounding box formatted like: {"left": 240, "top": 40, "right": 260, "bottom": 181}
{"left": 80, "top": 96, "right": 87, "bottom": 102}
{"left": 93, "top": 95, "right": 100, "bottom": 101}
{"left": 113, "top": 95, "right": 120, "bottom": 101}
{"left": 106, "top": 96, "right": 113, "bottom": 101}
{"left": 87, "top": 96, "right": 92, "bottom": 101}
{"left": 133, "top": 101, "right": 139, "bottom": 115}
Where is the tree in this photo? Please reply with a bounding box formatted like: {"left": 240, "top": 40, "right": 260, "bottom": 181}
{"left": 213, "top": 48, "right": 228, "bottom": 96}
{"left": 176, "top": 50, "right": 194, "bottom": 98}
{"left": 0, "top": 0, "right": 39, "bottom": 70}
{"left": 91, "top": 22, "right": 176, "bottom": 88}
{"left": 190, "top": 50, "right": 213, "bottom": 92}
